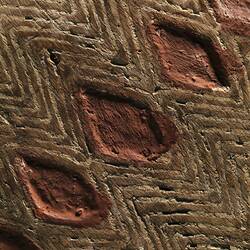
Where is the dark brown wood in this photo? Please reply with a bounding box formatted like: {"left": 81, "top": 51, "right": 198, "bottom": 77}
{"left": 0, "top": 0, "right": 249, "bottom": 249}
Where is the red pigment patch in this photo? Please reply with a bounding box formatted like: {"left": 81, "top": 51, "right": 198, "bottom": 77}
{"left": 18, "top": 157, "right": 111, "bottom": 227}
{"left": 78, "top": 89, "right": 178, "bottom": 164}
{"left": 0, "top": 230, "right": 40, "bottom": 250}
{"left": 148, "top": 24, "right": 224, "bottom": 90}
{"left": 211, "top": 0, "right": 250, "bottom": 35}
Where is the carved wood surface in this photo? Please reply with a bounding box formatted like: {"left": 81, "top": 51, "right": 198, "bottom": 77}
{"left": 0, "top": 0, "right": 249, "bottom": 249}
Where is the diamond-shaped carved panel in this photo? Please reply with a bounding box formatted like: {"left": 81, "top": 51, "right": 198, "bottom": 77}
{"left": 211, "top": 0, "right": 250, "bottom": 35}
{"left": 77, "top": 88, "right": 178, "bottom": 165}
{"left": 148, "top": 23, "right": 229, "bottom": 89}
{"left": 17, "top": 157, "right": 111, "bottom": 227}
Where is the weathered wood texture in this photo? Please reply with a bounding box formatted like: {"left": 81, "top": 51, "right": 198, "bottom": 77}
{"left": 0, "top": 0, "right": 249, "bottom": 249}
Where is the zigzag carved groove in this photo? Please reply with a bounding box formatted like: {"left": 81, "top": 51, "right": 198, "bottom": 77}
{"left": 0, "top": 0, "right": 249, "bottom": 249}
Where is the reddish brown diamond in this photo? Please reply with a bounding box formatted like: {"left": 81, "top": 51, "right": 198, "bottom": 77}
{"left": 17, "top": 157, "right": 111, "bottom": 227}
{"left": 148, "top": 24, "right": 228, "bottom": 89}
{"left": 78, "top": 89, "right": 178, "bottom": 165}
{"left": 211, "top": 0, "right": 250, "bottom": 35}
